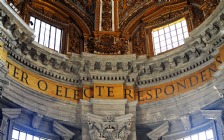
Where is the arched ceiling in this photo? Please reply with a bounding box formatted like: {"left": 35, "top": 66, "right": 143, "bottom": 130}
{"left": 6, "top": 0, "right": 219, "bottom": 55}
{"left": 9, "top": 0, "right": 212, "bottom": 35}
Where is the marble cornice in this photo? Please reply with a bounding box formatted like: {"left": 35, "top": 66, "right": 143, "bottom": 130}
{"left": 0, "top": 0, "right": 224, "bottom": 88}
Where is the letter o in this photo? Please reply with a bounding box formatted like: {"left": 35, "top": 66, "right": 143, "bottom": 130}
{"left": 38, "top": 80, "right": 48, "bottom": 91}
{"left": 164, "top": 85, "right": 174, "bottom": 95}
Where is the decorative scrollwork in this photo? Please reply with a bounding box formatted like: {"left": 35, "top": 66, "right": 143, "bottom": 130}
{"left": 102, "top": 1, "right": 112, "bottom": 31}
{"left": 132, "top": 26, "right": 146, "bottom": 55}
{"left": 201, "top": 0, "right": 219, "bottom": 18}
{"left": 87, "top": 35, "right": 128, "bottom": 54}
{"left": 69, "top": 23, "right": 82, "bottom": 54}
{"left": 87, "top": 114, "right": 132, "bottom": 140}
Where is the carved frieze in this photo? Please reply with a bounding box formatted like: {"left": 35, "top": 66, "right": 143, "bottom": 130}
{"left": 88, "top": 35, "right": 128, "bottom": 54}
{"left": 87, "top": 113, "right": 133, "bottom": 140}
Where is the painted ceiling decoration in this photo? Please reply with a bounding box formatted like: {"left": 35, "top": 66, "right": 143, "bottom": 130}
{"left": 5, "top": 0, "right": 219, "bottom": 55}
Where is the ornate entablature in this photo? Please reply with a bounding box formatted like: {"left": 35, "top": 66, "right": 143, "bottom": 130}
{"left": 1, "top": 1, "right": 224, "bottom": 140}
{"left": 0, "top": 0, "right": 224, "bottom": 105}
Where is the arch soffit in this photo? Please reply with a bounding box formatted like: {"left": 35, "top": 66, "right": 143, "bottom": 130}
{"left": 30, "top": 0, "right": 92, "bottom": 36}
{"left": 121, "top": 0, "right": 199, "bottom": 36}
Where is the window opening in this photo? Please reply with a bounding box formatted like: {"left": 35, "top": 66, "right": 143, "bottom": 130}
{"left": 152, "top": 18, "right": 189, "bottom": 55}
{"left": 29, "top": 16, "right": 62, "bottom": 52}
{"left": 12, "top": 128, "right": 51, "bottom": 140}
{"left": 176, "top": 128, "right": 214, "bottom": 140}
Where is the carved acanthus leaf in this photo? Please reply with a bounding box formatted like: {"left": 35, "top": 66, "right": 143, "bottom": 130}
{"left": 87, "top": 113, "right": 133, "bottom": 140}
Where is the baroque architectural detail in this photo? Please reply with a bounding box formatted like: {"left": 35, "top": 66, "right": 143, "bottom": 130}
{"left": 46, "top": 0, "right": 94, "bottom": 30}
{"left": 179, "top": 115, "right": 192, "bottom": 130}
{"left": 132, "top": 26, "right": 146, "bottom": 55}
{"left": 53, "top": 121, "right": 75, "bottom": 140}
{"left": 147, "top": 121, "right": 169, "bottom": 140}
{"left": 32, "top": 113, "right": 44, "bottom": 129}
{"left": 0, "top": 0, "right": 224, "bottom": 87}
{"left": 72, "top": 0, "right": 95, "bottom": 19}
{"left": 87, "top": 113, "right": 133, "bottom": 140}
{"left": 0, "top": 108, "right": 21, "bottom": 140}
{"left": 201, "top": 0, "right": 219, "bottom": 18}
{"left": 102, "top": 0, "right": 112, "bottom": 31}
{"left": 93, "top": 35, "right": 128, "bottom": 54}
{"left": 192, "top": 6, "right": 205, "bottom": 28}
{"left": 144, "top": 6, "right": 190, "bottom": 27}
{"left": 1, "top": 0, "right": 224, "bottom": 140}
{"left": 69, "top": 23, "right": 82, "bottom": 54}
{"left": 0, "top": 79, "right": 9, "bottom": 98}
{"left": 119, "top": 0, "right": 149, "bottom": 22}
{"left": 119, "top": 0, "right": 183, "bottom": 32}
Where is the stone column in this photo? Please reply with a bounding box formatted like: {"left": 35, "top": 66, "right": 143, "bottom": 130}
{"left": 0, "top": 108, "right": 21, "bottom": 140}
{"left": 126, "top": 100, "right": 138, "bottom": 140}
{"left": 80, "top": 99, "right": 92, "bottom": 140}
{"left": 201, "top": 110, "right": 224, "bottom": 140}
